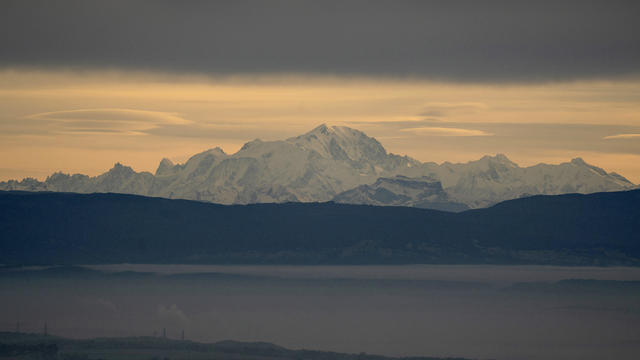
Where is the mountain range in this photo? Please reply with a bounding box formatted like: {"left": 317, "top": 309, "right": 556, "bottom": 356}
{"left": 1, "top": 124, "right": 635, "bottom": 209}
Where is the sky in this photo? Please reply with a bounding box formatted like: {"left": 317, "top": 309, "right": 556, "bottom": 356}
{"left": 1, "top": 0, "right": 640, "bottom": 182}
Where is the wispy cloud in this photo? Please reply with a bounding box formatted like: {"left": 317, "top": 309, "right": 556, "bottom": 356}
{"left": 420, "top": 102, "right": 487, "bottom": 117}
{"left": 29, "top": 108, "right": 189, "bottom": 124}
{"left": 26, "top": 108, "right": 190, "bottom": 135}
{"left": 401, "top": 127, "right": 493, "bottom": 137}
{"left": 603, "top": 133, "right": 640, "bottom": 140}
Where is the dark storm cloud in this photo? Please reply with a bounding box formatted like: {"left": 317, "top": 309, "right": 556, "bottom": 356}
{"left": 1, "top": 0, "right": 639, "bottom": 82}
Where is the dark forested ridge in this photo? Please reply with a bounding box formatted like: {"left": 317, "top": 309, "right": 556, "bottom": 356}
{"left": 1, "top": 190, "right": 639, "bottom": 265}
{"left": 0, "top": 332, "right": 471, "bottom": 360}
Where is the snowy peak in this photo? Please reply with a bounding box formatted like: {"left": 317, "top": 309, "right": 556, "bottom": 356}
{"left": 184, "top": 147, "right": 228, "bottom": 163}
{"left": 287, "top": 124, "right": 387, "bottom": 162}
{"left": 567, "top": 157, "right": 632, "bottom": 184}
{"left": 155, "top": 158, "right": 175, "bottom": 176}
{"left": 473, "top": 154, "right": 519, "bottom": 169}
{"left": 189, "top": 147, "right": 227, "bottom": 158}
{"left": 571, "top": 157, "right": 587, "bottom": 166}
{"left": 101, "top": 163, "right": 147, "bottom": 182}
{"left": 307, "top": 123, "right": 334, "bottom": 136}
{"left": 441, "top": 154, "right": 518, "bottom": 172}
{"left": 208, "top": 146, "right": 227, "bottom": 156}
{"left": 569, "top": 157, "right": 607, "bottom": 175}
{"left": 493, "top": 153, "right": 518, "bottom": 167}
{"left": 173, "top": 147, "right": 230, "bottom": 180}
{"left": 239, "top": 139, "right": 263, "bottom": 151}
{"left": 107, "top": 162, "right": 135, "bottom": 175}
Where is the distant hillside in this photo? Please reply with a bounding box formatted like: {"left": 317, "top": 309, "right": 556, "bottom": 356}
{"left": 0, "top": 332, "right": 470, "bottom": 360}
{"left": 0, "top": 190, "right": 639, "bottom": 265}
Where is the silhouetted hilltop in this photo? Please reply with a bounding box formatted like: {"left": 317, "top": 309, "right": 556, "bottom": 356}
{"left": 1, "top": 189, "right": 639, "bottom": 265}
{"left": 0, "top": 332, "right": 470, "bottom": 360}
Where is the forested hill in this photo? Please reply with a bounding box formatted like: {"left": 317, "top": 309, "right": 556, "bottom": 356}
{"left": 1, "top": 189, "right": 639, "bottom": 265}
{"left": 0, "top": 332, "right": 470, "bottom": 360}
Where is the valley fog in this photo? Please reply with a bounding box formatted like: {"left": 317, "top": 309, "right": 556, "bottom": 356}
{"left": 2, "top": 265, "right": 640, "bottom": 360}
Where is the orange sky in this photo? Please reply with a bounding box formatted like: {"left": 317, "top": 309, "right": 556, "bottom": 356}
{"left": 1, "top": 69, "right": 639, "bottom": 183}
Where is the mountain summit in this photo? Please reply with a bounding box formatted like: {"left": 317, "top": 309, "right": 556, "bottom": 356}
{"left": 287, "top": 124, "right": 388, "bottom": 163}
{"left": 1, "top": 125, "right": 635, "bottom": 209}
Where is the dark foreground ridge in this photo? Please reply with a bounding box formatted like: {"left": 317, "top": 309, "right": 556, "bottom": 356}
{"left": 1, "top": 190, "right": 639, "bottom": 265}
{"left": 0, "top": 332, "right": 472, "bottom": 360}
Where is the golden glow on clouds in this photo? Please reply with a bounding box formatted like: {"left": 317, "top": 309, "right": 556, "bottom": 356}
{"left": 27, "top": 108, "right": 190, "bottom": 135}
{"left": 1, "top": 69, "right": 639, "bottom": 182}
{"left": 400, "top": 127, "right": 493, "bottom": 137}
{"left": 604, "top": 133, "right": 640, "bottom": 140}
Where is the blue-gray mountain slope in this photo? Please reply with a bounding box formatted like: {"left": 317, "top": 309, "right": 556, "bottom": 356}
{"left": 1, "top": 189, "right": 638, "bottom": 266}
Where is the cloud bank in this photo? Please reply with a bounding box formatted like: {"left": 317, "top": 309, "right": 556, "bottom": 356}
{"left": 1, "top": 0, "right": 639, "bottom": 82}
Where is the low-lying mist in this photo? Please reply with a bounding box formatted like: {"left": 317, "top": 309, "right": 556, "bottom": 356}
{"left": 1, "top": 265, "right": 639, "bottom": 360}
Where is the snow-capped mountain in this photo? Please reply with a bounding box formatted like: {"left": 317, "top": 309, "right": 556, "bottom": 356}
{"left": 148, "top": 124, "right": 420, "bottom": 203}
{"left": 332, "top": 176, "right": 469, "bottom": 212}
{"left": 428, "top": 154, "right": 635, "bottom": 208}
{"left": 1, "top": 124, "right": 635, "bottom": 209}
